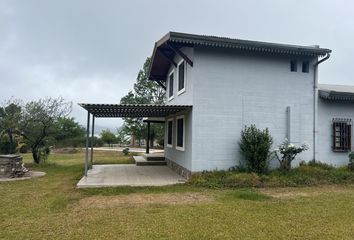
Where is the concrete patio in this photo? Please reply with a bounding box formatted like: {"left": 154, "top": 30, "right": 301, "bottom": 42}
{"left": 77, "top": 164, "right": 186, "bottom": 188}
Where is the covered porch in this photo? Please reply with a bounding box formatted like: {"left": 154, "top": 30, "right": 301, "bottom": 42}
{"left": 77, "top": 103, "right": 192, "bottom": 187}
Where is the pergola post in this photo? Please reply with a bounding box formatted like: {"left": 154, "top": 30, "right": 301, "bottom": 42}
{"left": 146, "top": 121, "right": 150, "bottom": 154}
{"left": 90, "top": 116, "right": 95, "bottom": 168}
{"left": 84, "top": 112, "right": 91, "bottom": 177}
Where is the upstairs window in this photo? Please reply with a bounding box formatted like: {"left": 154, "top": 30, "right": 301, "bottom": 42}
{"left": 302, "top": 61, "right": 309, "bottom": 73}
{"left": 333, "top": 118, "right": 352, "bottom": 152}
{"left": 168, "top": 71, "right": 174, "bottom": 100}
{"left": 290, "top": 60, "right": 297, "bottom": 72}
{"left": 176, "top": 115, "right": 185, "bottom": 151}
{"left": 178, "top": 61, "right": 186, "bottom": 94}
{"left": 167, "top": 119, "right": 173, "bottom": 147}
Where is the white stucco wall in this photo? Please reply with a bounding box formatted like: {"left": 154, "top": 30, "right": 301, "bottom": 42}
{"left": 317, "top": 99, "right": 354, "bottom": 166}
{"left": 190, "top": 48, "right": 317, "bottom": 172}
{"left": 164, "top": 48, "right": 194, "bottom": 170}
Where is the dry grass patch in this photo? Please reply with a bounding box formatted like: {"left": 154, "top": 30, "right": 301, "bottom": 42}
{"left": 78, "top": 192, "right": 213, "bottom": 209}
{"left": 260, "top": 184, "right": 354, "bottom": 199}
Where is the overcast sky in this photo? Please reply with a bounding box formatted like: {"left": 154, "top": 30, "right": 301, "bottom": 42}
{"left": 1, "top": 0, "right": 353, "bottom": 132}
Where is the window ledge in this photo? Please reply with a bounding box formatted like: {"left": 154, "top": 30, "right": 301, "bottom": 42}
{"left": 176, "top": 146, "right": 185, "bottom": 151}
{"left": 177, "top": 88, "right": 186, "bottom": 96}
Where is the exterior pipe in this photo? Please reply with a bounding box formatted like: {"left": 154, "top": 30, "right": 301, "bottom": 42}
{"left": 313, "top": 53, "right": 331, "bottom": 161}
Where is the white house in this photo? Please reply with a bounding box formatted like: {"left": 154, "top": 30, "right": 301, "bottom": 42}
{"left": 81, "top": 32, "right": 354, "bottom": 178}
{"left": 147, "top": 32, "right": 353, "bottom": 177}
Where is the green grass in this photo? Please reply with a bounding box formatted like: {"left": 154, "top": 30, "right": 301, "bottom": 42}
{"left": 1, "top": 150, "right": 354, "bottom": 239}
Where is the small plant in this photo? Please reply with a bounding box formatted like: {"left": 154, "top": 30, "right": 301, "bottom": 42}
{"left": 348, "top": 152, "right": 354, "bottom": 171}
{"left": 274, "top": 139, "right": 308, "bottom": 171}
{"left": 122, "top": 147, "right": 130, "bottom": 156}
{"left": 239, "top": 125, "right": 273, "bottom": 174}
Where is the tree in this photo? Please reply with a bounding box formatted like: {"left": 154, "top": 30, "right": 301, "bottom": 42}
{"left": 100, "top": 129, "right": 116, "bottom": 146}
{"left": 53, "top": 117, "right": 86, "bottom": 148}
{"left": 0, "top": 99, "right": 22, "bottom": 154}
{"left": 20, "top": 97, "right": 72, "bottom": 163}
{"left": 116, "top": 127, "right": 129, "bottom": 146}
{"left": 120, "top": 57, "right": 165, "bottom": 147}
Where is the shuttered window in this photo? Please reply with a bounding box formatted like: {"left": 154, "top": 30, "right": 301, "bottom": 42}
{"left": 333, "top": 119, "right": 352, "bottom": 152}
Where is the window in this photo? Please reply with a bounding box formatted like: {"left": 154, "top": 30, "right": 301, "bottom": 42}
{"left": 178, "top": 60, "right": 185, "bottom": 94}
{"left": 167, "top": 119, "right": 173, "bottom": 147}
{"left": 302, "top": 61, "right": 309, "bottom": 73}
{"left": 168, "top": 71, "right": 174, "bottom": 100}
{"left": 332, "top": 119, "right": 352, "bottom": 152}
{"left": 290, "top": 60, "right": 297, "bottom": 72}
{"left": 176, "top": 115, "right": 185, "bottom": 151}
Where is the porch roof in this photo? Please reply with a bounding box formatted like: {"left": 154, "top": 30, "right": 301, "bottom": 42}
{"left": 79, "top": 103, "right": 192, "bottom": 118}
{"left": 319, "top": 84, "right": 354, "bottom": 101}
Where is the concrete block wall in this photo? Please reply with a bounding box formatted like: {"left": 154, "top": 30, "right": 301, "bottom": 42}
{"left": 191, "top": 48, "right": 316, "bottom": 172}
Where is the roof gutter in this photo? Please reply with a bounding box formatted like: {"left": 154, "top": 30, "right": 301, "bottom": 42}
{"left": 313, "top": 52, "right": 331, "bottom": 161}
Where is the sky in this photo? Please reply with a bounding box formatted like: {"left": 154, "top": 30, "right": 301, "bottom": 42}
{"left": 1, "top": 0, "right": 354, "bottom": 132}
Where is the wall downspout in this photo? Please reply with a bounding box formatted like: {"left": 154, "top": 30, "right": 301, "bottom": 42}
{"left": 313, "top": 53, "right": 331, "bottom": 161}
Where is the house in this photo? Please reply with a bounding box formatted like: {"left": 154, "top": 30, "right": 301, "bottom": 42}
{"left": 81, "top": 32, "right": 354, "bottom": 179}
{"left": 148, "top": 32, "right": 354, "bottom": 178}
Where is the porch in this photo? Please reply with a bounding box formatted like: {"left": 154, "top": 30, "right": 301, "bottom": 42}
{"left": 77, "top": 103, "right": 192, "bottom": 187}
{"left": 77, "top": 164, "right": 186, "bottom": 188}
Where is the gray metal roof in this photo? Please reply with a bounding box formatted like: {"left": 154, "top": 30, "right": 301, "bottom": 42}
{"left": 166, "top": 32, "right": 331, "bottom": 56}
{"left": 79, "top": 103, "right": 192, "bottom": 118}
{"left": 319, "top": 84, "right": 354, "bottom": 101}
{"left": 149, "top": 31, "right": 332, "bottom": 81}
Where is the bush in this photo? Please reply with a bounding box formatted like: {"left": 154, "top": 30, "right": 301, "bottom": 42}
{"left": 348, "top": 152, "right": 354, "bottom": 171}
{"left": 18, "top": 143, "right": 29, "bottom": 153}
{"left": 188, "top": 165, "right": 354, "bottom": 188}
{"left": 274, "top": 139, "right": 308, "bottom": 171}
{"left": 122, "top": 147, "right": 130, "bottom": 156}
{"left": 239, "top": 125, "right": 273, "bottom": 174}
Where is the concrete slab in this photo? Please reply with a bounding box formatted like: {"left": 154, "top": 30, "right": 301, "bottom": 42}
{"left": 77, "top": 164, "right": 186, "bottom": 188}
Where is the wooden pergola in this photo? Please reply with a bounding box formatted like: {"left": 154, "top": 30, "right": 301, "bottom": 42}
{"left": 79, "top": 103, "right": 192, "bottom": 176}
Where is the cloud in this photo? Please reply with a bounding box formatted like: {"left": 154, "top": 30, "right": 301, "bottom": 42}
{"left": 1, "top": 0, "right": 354, "bottom": 130}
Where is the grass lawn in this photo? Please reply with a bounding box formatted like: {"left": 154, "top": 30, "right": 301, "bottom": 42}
{"left": 1, "top": 150, "right": 354, "bottom": 239}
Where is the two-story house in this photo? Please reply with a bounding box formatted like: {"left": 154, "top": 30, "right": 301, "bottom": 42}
{"left": 147, "top": 32, "right": 354, "bottom": 177}
{"left": 81, "top": 32, "right": 354, "bottom": 179}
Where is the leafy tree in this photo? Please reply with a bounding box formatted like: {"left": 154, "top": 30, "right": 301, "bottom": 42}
{"left": 20, "top": 97, "right": 72, "bottom": 163}
{"left": 0, "top": 99, "right": 22, "bottom": 154}
{"left": 120, "top": 57, "right": 165, "bottom": 147}
{"left": 100, "top": 129, "right": 116, "bottom": 145}
{"left": 116, "top": 127, "right": 129, "bottom": 146}
{"left": 53, "top": 117, "right": 86, "bottom": 148}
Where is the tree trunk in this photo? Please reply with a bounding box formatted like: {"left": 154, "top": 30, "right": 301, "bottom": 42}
{"left": 32, "top": 148, "right": 41, "bottom": 164}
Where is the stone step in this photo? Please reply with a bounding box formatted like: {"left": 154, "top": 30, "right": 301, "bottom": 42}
{"left": 134, "top": 156, "right": 167, "bottom": 166}
{"left": 143, "top": 153, "right": 165, "bottom": 162}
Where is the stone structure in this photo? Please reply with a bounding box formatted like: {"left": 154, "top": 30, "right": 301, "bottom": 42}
{"left": 0, "top": 155, "right": 23, "bottom": 178}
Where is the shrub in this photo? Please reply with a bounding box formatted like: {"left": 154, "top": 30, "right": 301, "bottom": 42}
{"left": 18, "top": 143, "right": 29, "bottom": 153}
{"left": 239, "top": 125, "right": 273, "bottom": 174}
{"left": 188, "top": 165, "right": 354, "bottom": 188}
{"left": 273, "top": 139, "right": 308, "bottom": 171}
{"left": 348, "top": 152, "right": 354, "bottom": 171}
{"left": 122, "top": 147, "right": 130, "bottom": 156}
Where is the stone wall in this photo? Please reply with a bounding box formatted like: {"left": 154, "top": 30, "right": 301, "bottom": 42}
{"left": 0, "top": 155, "right": 23, "bottom": 178}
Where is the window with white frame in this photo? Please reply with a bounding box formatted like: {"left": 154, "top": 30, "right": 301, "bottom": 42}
{"left": 176, "top": 115, "right": 185, "bottom": 151}
{"left": 168, "top": 71, "right": 174, "bottom": 100}
{"left": 177, "top": 60, "right": 186, "bottom": 94}
{"left": 167, "top": 119, "right": 173, "bottom": 147}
